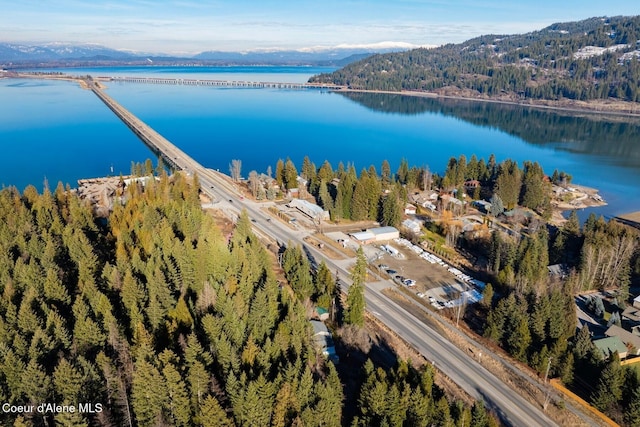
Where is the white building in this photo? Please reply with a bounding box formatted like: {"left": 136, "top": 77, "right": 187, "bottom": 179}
{"left": 351, "top": 226, "right": 400, "bottom": 244}
{"left": 367, "top": 226, "right": 400, "bottom": 242}
{"left": 422, "top": 201, "right": 437, "bottom": 212}
{"left": 402, "top": 219, "right": 422, "bottom": 234}
{"left": 288, "top": 198, "right": 330, "bottom": 221}
{"left": 405, "top": 203, "right": 417, "bottom": 215}
{"left": 350, "top": 231, "right": 376, "bottom": 244}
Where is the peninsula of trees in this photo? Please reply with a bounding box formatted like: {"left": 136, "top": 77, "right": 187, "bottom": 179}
{"left": 310, "top": 16, "right": 640, "bottom": 107}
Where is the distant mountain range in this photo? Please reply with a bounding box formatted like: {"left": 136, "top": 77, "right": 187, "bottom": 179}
{"left": 310, "top": 15, "right": 640, "bottom": 104}
{"left": 0, "top": 42, "right": 414, "bottom": 67}
{"left": 0, "top": 42, "right": 136, "bottom": 62}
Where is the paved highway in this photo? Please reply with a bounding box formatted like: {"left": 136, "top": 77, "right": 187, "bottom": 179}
{"left": 91, "top": 84, "right": 562, "bottom": 426}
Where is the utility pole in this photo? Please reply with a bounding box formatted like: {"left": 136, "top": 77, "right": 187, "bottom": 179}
{"left": 543, "top": 357, "right": 552, "bottom": 411}
{"left": 456, "top": 291, "right": 467, "bottom": 327}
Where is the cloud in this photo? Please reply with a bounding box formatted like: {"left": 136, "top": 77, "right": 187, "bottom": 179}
{"left": 300, "top": 41, "right": 434, "bottom": 52}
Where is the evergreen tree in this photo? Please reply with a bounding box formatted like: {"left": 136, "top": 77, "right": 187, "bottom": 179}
{"left": 53, "top": 358, "right": 84, "bottom": 404}
{"left": 132, "top": 359, "right": 168, "bottom": 427}
{"left": 520, "top": 161, "right": 548, "bottom": 210}
{"left": 380, "top": 190, "right": 402, "bottom": 228}
{"left": 21, "top": 359, "right": 51, "bottom": 406}
{"left": 160, "top": 352, "right": 192, "bottom": 427}
{"left": 54, "top": 411, "right": 89, "bottom": 427}
{"left": 591, "top": 352, "right": 624, "bottom": 413}
{"left": 397, "top": 159, "right": 410, "bottom": 185}
{"left": 351, "top": 171, "right": 372, "bottom": 221}
{"left": 199, "top": 395, "right": 234, "bottom": 427}
{"left": 301, "top": 156, "right": 314, "bottom": 180}
{"left": 493, "top": 160, "right": 522, "bottom": 210}
{"left": 338, "top": 165, "right": 357, "bottom": 220}
{"left": 381, "top": 159, "right": 392, "bottom": 185}
{"left": 489, "top": 194, "right": 504, "bottom": 217}
{"left": 283, "top": 158, "right": 299, "bottom": 190}
{"left": 625, "top": 387, "right": 640, "bottom": 427}
{"left": 470, "top": 400, "right": 488, "bottom": 427}
{"left": 275, "top": 159, "right": 285, "bottom": 189}
{"left": 314, "top": 261, "right": 336, "bottom": 309}
{"left": 345, "top": 248, "right": 367, "bottom": 326}
{"left": 318, "top": 180, "right": 333, "bottom": 211}
{"left": 507, "top": 314, "right": 531, "bottom": 362}
{"left": 317, "top": 160, "right": 334, "bottom": 183}
{"left": 432, "top": 397, "right": 453, "bottom": 427}
{"left": 481, "top": 283, "right": 494, "bottom": 309}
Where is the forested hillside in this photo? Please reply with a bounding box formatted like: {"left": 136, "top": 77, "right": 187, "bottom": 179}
{"left": 310, "top": 16, "right": 640, "bottom": 103}
{"left": 0, "top": 169, "right": 492, "bottom": 426}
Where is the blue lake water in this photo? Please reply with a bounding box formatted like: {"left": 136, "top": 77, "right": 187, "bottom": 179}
{"left": 1, "top": 66, "right": 640, "bottom": 218}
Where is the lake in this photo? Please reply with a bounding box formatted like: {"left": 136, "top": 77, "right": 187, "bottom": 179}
{"left": 1, "top": 66, "right": 639, "bottom": 218}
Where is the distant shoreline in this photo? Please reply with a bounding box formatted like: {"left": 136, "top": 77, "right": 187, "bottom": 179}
{"left": 336, "top": 87, "right": 640, "bottom": 119}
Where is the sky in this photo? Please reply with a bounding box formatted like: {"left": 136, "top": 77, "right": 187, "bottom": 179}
{"left": 0, "top": 0, "right": 638, "bottom": 55}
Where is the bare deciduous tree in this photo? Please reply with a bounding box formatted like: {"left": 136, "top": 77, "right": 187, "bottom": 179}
{"left": 579, "top": 233, "right": 636, "bottom": 297}
{"left": 338, "top": 324, "right": 372, "bottom": 353}
{"left": 229, "top": 159, "right": 242, "bottom": 182}
{"left": 422, "top": 165, "right": 432, "bottom": 191}
{"left": 248, "top": 170, "right": 260, "bottom": 197}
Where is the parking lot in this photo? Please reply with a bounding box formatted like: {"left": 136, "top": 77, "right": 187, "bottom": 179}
{"left": 321, "top": 232, "right": 484, "bottom": 309}
{"left": 373, "top": 239, "right": 482, "bottom": 309}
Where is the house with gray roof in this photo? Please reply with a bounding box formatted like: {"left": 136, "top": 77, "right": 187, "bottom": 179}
{"left": 310, "top": 320, "right": 339, "bottom": 363}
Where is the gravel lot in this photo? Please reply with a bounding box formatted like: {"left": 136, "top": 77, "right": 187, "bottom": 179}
{"left": 374, "top": 243, "right": 471, "bottom": 304}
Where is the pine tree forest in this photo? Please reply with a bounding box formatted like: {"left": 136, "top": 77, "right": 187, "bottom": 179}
{"left": 310, "top": 16, "right": 640, "bottom": 104}
{"left": 0, "top": 165, "right": 495, "bottom": 426}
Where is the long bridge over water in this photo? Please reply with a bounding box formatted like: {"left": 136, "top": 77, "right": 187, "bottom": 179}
{"left": 91, "top": 84, "right": 185, "bottom": 171}
{"left": 89, "top": 82, "right": 238, "bottom": 201}
{"left": 99, "top": 75, "right": 344, "bottom": 90}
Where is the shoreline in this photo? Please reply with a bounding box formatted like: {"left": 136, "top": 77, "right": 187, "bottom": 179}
{"left": 336, "top": 87, "right": 640, "bottom": 119}
{"left": 549, "top": 184, "right": 607, "bottom": 225}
